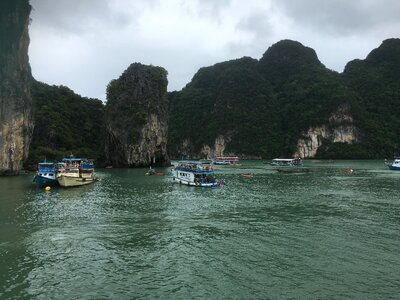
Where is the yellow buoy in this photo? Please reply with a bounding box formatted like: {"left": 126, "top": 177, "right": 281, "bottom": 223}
{"left": 45, "top": 186, "right": 51, "bottom": 192}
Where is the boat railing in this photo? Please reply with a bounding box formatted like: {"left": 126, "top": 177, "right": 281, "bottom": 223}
{"left": 195, "top": 177, "right": 217, "bottom": 184}
{"left": 176, "top": 164, "right": 214, "bottom": 172}
{"left": 176, "top": 167, "right": 214, "bottom": 173}
{"left": 38, "top": 167, "right": 56, "bottom": 173}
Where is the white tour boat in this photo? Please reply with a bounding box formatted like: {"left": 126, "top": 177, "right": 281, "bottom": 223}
{"left": 172, "top": 161, "right": 225, "bottom": 188}
{"left": 270, "top": 158, "right": 302, "bottom": 167}
{"left": 385, "top": 158, "right": 400, "bottom": 171}
{"left": 213, "top": 156, "right": 240, "bottom": 166}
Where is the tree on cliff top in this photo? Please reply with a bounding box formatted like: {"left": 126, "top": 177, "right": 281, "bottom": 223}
{"left": 105, "top": 63, "right": 170, "bottom": 167}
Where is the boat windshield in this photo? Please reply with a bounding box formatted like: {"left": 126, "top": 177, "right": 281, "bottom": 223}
{"left": 38, "top": 162, "right": 55, "bottom": 171}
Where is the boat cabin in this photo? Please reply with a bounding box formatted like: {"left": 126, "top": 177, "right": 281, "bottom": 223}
{"left": 213, "top": 156, "right": 240, "bottom": 165}
{"left": 173, "top": 161, "right": 223, "bottom": 187}
{"left": 270, "top": 158, "right": 302, "bottom": 166}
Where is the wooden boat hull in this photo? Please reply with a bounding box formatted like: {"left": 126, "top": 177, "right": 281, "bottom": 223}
{"left": 58, "top": 175, "right": 96, "bottom": 187}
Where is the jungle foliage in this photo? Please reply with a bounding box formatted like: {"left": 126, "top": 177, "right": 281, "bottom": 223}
{"left": 25, "top": 81, "right": 105, "bottom": 169}
{"left": 343, "top": 38, "right": 400, "bottom": 158}
{"left": 26, "top": 39, "right": 400, "bottom": 165}
{"left": 168, "top": 39, "right": 400, "bottom": 159}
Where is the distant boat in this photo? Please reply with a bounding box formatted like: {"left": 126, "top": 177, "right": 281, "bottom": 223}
{"left": 385, "top": 158, "right": 400, "bottom": 170}
{"left": 33, "top": 162, "right": 61, "bottom": 187}
{"left": 213, "top": 156, "right": 240, "bottom": 166}
{"left": 269, "top": 158, "right": 302, "bottom": 167}
{"left": 172, "top": 161, "right": 225, "bottom": 188}
{"left": 145, "top": 167, "right": 164, "bottom": 176}
{"left": 242, "top": 173, "right": 253, "bottom": 178}
{"left": 57, "top": 158, "right": 96, "bottom": 187}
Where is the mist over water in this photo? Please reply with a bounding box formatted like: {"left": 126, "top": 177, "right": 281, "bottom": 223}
{"left": 1, "top": 161, "right": 400, "bottom": 299}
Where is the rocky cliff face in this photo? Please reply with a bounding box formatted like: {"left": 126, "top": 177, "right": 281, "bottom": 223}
{"left": 0, "top": 0, "right": 33, "bottom": 175}
{"left": 105, "top": 63, "right": 170, "bottom": 167}
{"left": 199, "top": 134, "right": 231, "bottom": 159}
{"left": 294, "top": 105, "right": 360, "bottom": 158}
{"left": 174, "top": 134, "right": 262, "bottom": 160}
{"left": 174, "top": 134, "right": 232, "bottom": 159}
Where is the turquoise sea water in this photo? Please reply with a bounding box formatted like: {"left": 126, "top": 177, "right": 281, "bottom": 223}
{"left": 1, "top": 160, "right": 399, "bottom": 299}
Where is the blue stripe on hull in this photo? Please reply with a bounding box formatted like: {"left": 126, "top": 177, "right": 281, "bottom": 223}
{"left": 388, "top": 165, "right": 400, "bottom": 170}
{"left": 172, "top": 177, "right": 224, "bottom": 188}
{"left": 33, "top": 175, "right": 59, "bottom": 187}
{"left": 388, "top": 166, "right": 400, "bottom": 171}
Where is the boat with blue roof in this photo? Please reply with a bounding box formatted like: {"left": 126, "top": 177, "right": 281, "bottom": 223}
{"left": 33, "top": 162, "right": 63, "bottom": 187}
{"left": 172, "top": 161, "right": 225, "bottom": 188}
{"left": 57, "top": 158, "right": 96, "bottom": 187}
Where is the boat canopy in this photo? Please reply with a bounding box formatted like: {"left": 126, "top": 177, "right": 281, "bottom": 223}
{"left": 272, "top": 158, "right": 297, "bottom": 162}
{"left": 178, "top": 161, "right": 203, "bottom": 165}
{"left": 176, "top": 161, "right": 214, "bottom": 173}
{"left": 215, "top": 156, "right": 239, "bottom": 161}
{"left": 62, "top": 158, "right": 88, "bottom": 161}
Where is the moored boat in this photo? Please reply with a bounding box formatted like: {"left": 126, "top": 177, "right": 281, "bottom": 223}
{"left": 213, "top": 156, "right": 240, "bottom": 166}
{"left": 57, "top": 158, "right": 96, "bottom": 187}
{"left": 270, "top": 158, "right": 302, "bottom": 167}
{"left": 145, "top": 167, "right": 164, "bottom": 176}
{"left": 385, "top": 158, "right": 400, "bottom": 170}
{"left": 172, "top": 161, "right": 225, "bottom": 188}
{"left": 33, "top": 162, "right": 60, "bottom": 187}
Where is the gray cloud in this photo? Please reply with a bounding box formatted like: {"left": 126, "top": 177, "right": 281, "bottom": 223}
{"left": 272, "top": 0, "right": 400, "bottom": 36}
{"left": 236, "top": 12, "right": 274, "bottom": 40}
{"left": 30, "top": 0, "right": 150, "bottom": 34}
{"left": 28, "top": 0, "right": 400, "bottom": 100}
{"left": 195, "top": 0, "right": 232, "bottom": 19}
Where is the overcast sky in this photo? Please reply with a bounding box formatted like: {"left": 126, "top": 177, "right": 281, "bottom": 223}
{"left": 29, "top": 0, "right": 400, "bottom": 101}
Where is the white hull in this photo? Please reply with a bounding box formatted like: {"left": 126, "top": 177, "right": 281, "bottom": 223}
{"left": 58, "top": 175, "right": 95, "bottom": 187}
{"left": 387, "top": 158, "right": 400, "bottom": 170}
{"left": 172, "top": 176, "right": 220, "bottom": 188}
{"left": 172, "top": 168, "right": 223, "bottom": 188}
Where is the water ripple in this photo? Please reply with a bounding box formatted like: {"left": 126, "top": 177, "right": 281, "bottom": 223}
{"left": 1, "top": 162, "right": 400, "bottom": 299}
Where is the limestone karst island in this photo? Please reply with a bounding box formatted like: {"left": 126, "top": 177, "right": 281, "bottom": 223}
{"left": 2, "top": 3, "right": 400, "bottom": 175}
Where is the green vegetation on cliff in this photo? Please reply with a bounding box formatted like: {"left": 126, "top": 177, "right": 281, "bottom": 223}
{"left": 105, "top": 63, "right": 170, "bottom": 167}
{"left": 343, "top": 38, "right": 400, "bottom": 158}
{"left": 25, "top": 39, "right": 400, "bottom": 164}
{"left": 25, "top": 81, "right": 104, "bottom": 169}
{"left": 169, "top": 40, "right": 358, "bottom": 159}
{"left": 169, "top": 57, "right": 283, "bottom": 158}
